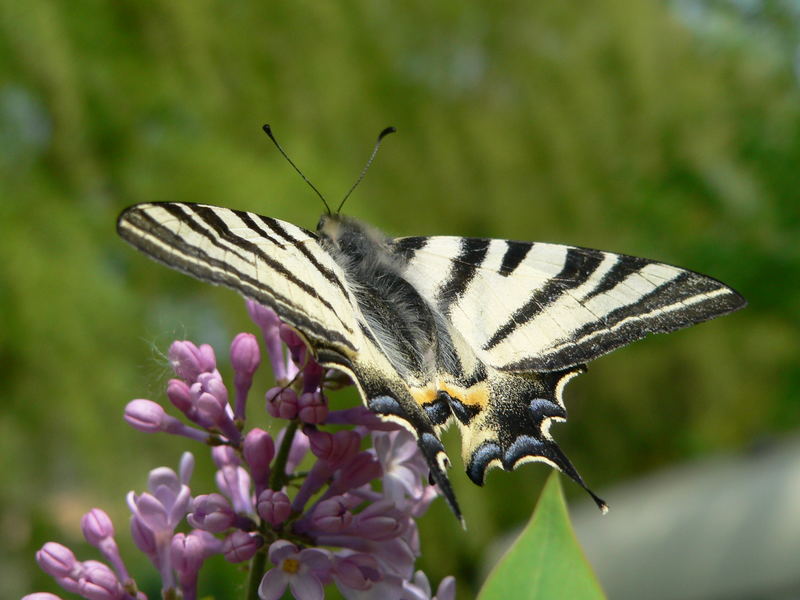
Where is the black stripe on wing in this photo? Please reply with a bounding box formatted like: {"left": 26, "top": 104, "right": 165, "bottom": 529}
{"left": 484, "top": 247, "right": 605, "bottom": 350}
{"left": 248, "top": 211, "right": 354, "bottom": 301}
{"left": 499, "top": 240, "right": 530, "bottom": 277}
{"left": 391, "top": 236, "right": 429, "bottom": 263}
{"left": 181, "top": 205, "right": 342, "bottom": 316}
{"left": 436, "top": 238, "right": 491, "bottom": 310}
{"left": 505, "top": 269, "right": 745, "bottom": 371}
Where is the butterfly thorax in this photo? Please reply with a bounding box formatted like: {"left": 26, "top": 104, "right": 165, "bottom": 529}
{"left": 316, "top": 215, "right": 440, "bottom": 378}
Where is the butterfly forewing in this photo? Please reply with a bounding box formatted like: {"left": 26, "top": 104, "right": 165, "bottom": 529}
{"left": 392, "top": 236, "right": 746, "bottom": 372}
{"left": 117, "top": 203, "right": 360, "bottom": 357}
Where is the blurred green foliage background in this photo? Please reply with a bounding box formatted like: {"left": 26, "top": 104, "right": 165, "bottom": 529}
{"left": 2, "top": 0, "right": 798, "bottom": 597}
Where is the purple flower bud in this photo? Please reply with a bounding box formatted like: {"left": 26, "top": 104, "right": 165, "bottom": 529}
{"left": 82, "top": 509, "right": 114, "bottom": 545}
{"left": 310, "top": 497, "right": 353, "bottom": 533}
{"left": 36, "top": 543, "right": 78, "bottom": 579}
{"left": 211, "top": 445, "right": 240, "bottom": 468}
{"left": 124, "top": 400, "right": 166, "bottom": 433}
{"left": 298, "top": 391, "right": 328, "bottom": 424}
{"left": 179, "top": 452, "right": 195, "bottom": 485}
{"left": 266, "top": 387, "right": 298, "bottom": 420}
{"left": 222, "top": 530, "right": 263, "bottom": 563}
{"left": 55, "top": 575, "right": 82, "bottom": 595}
{"left": 246, "top": 301, "right": 287, "bottom": 382}
{"left": 244, "top": 428, "right": 275, "bottom": 493}
{"left": 280, "top": 325, "right": 306, "bottom": 367}
{"left": 256, "top": 489, "right": 291, "bottom": 527}
{"left": 77, "top": 560, "right": 123, "bottom": 600}
{"left": 196, "top": 392, "right": 240, "bottom": 443}
{"left": 231, "top": 333, "right": 261, "bottom": 376}
{"left": 231, "top": 333, "right": 260, "bottom": 421}
{"left": 307, "top": 429, "right": 360, "bottom": 465}
{"left": 80, "top": 509, "right": 130, "bottom": 583}
{"left": 272, "top": 425, "right": 311, "bottom": 476}
{"left": 130, "top": 515, "right": 157, "bottom": 558}
{"left": 196, "top": 393, "right": 225, "bottom": 426}
{"left": 246, "top": 300, "right": 280, "bottom": 331}
{"left": 124, "top": 400, "right": 209, "bottom": 442}
{"left": 284, "top": 427, "right": 310, "bottom": 474}
{"left": 169, "top": 341, "right": 216, "bottom": 381}
{"left": 333, "top": 553, "right": 382, "bottom": 591}
{"left": 166, "top": 379, "right": 192, "bottom": 412}
{"left": 215, "top": 465, "right": 253, "bottom": 515}
{"left": 328, "top": 451, "right": 382, "bottom": 496}
{"left": 350, "top": 500, "right": 406, "bottom": 541}
{"left": 301, "top": 360, "right": 325, "bottom": 393}
{"left": 191, "top": 529, "right": 225, "bottom": 558}
{"left": 188, "top": 494, "right": 236, "bottom": 533}
{"left": 170, "top": 533, "right": 205, "bottom": 582}
{"left": 22, "top": 594, "right": 65, "bottom": 600}
{"left": 197, "top": 373, "right": 229, "bottom": 407}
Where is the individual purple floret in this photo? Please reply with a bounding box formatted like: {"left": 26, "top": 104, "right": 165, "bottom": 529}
{"left": 170, "top": 532, "right": 204, "bottom": 600}
{"left": 29, "top": 301, "right": 455, "bottom": 600}
{"left": 169, "top": 340, "right": 217, "bottom": 382}
{"left": 81, "top": 509, "right": 132, "bottom": 586}
{"left": 259, "top": 540, "right": 332, "bottom": 600}
{"left": 256, "top": 489, "right": 291, "bottom": 527}
{"left": 126, "top": 455, "right": 194, "bottom": 590}
{"left": 230, "top": 332, "right": 260, "bottom": 420}
{"left": 243, "top": 428, "right": 275, "bottom": 495}
{"left": 188, "top": 493, "right": 255, "bottom": 533}
{"left": 223, "top": 530, "right": 264, "bottom": 563}
{"left": 403, "top": 571, "right": 457, "bottom": 600}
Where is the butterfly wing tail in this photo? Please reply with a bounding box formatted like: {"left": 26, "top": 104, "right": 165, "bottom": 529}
{"left": 458, "top": 367, "right": 607, "bottom": 513}
{"left": 365, "top": 393, "right": 464, "bottom": 525}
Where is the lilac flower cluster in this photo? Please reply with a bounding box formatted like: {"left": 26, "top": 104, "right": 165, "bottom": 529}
{"left": 27, "top": 300, "right": 455, "bottom": 600}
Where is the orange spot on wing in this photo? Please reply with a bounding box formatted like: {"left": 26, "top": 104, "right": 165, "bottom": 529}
{"left": 441, "top": 381, "right": 489, "bottom": 410}
{"left": 410, "top": 386, "right": 438, "bottom": 407}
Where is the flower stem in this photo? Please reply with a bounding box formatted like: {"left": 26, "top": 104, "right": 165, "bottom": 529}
{"left": 246, "top": 422, "right": 299, "bottom": 599}
{"left": 269, "top": 420, "right": 298, "bottom": 491}
{"left": 245, "top": 540, "right": 267, "bottom": 600}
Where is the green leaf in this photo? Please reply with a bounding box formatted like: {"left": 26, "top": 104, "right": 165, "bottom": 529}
{"left": 477, "top": 473, "right": 606, "bottom": 600}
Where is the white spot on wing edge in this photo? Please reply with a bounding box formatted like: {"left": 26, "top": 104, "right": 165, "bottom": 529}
{"left": 540, "top": 415, "right": 566, "bottom": 440}
{"left": 513, "top": 454, "right": 560, "bottom": 471}
{"left": 435, "top": 451, "right": 450, "bottom": 472}
{"left": 554, "top": 370, "right": 583, "bottom": 408}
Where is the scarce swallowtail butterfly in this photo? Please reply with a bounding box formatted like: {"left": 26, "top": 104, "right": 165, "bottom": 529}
{"left": 117, "top": 126, "right": 746, "bottom": 522}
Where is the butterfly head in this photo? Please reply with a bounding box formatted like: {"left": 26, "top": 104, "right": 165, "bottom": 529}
{"left": 316, "top": 214, "right": 390, "bottom": 265}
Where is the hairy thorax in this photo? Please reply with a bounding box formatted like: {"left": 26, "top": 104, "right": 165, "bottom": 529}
{"left": 316, "top": 214, "right": 438, "bottom": 377}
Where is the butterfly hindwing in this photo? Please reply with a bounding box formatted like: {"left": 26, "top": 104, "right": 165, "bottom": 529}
{"left": 390, "top": 235, "right": 744, "bottom": 503}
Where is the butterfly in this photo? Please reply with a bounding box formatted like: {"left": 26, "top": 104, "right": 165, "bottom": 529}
{"left": 117, "top": 198, "right": 746, "bottom": 522}
{"left": 117, "top": 126, "right": 745, "bottom": 522}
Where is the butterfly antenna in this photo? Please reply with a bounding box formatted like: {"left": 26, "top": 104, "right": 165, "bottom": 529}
{"left": 262, "top": 124, "right": 332, "bottom": 215}
{"left": 336, "top": 126, "right": 396, "bottom": 214}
